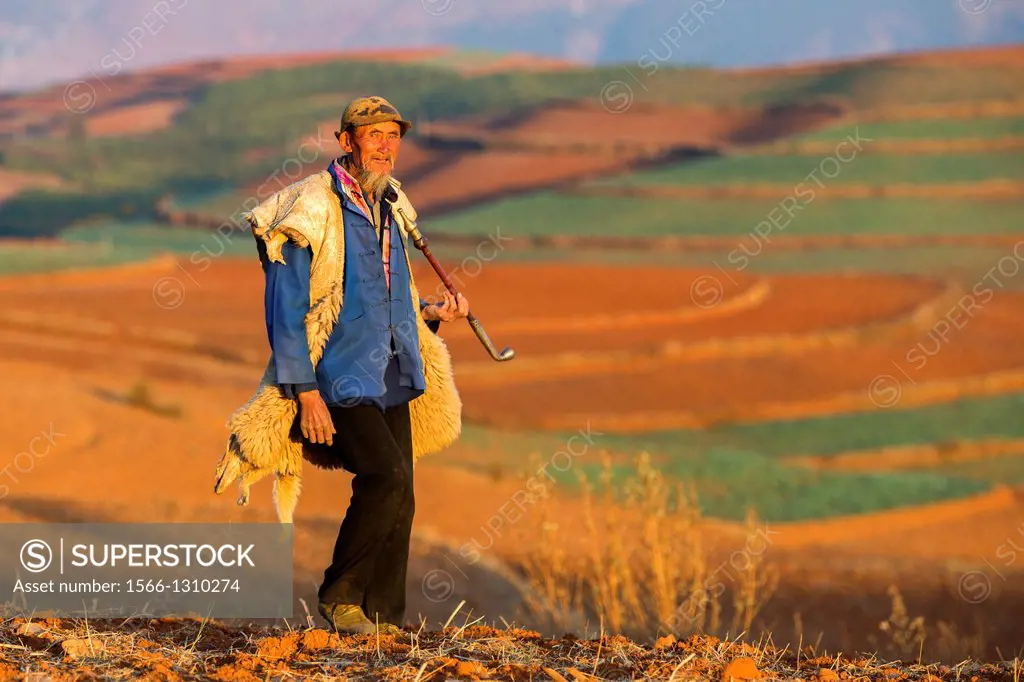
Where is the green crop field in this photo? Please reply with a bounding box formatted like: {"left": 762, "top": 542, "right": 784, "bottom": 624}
{"left": 437, "top": 393, "right": 1024, "bottom": 472}
{"left": 796, "top": 116, "right": 1024, "bottom": 142}
{"left": 664, "top": 243, "right": 1024, "bottom": 282}
{"left": 928, "top": 454, "right": 1024, "bottom": 485}
{"left": 168, "top": 187, "right": 251, "bottom": 219}
{"left": 434, "top": 423, "right": 992, "bottom": 522}
{"left": 552, "top": 449, "right": 990, "bottom": 522}
{"left": 60, "top": 220, "right": 255, "bottom": 257}
{"left": 0, "top": 242, "right": 153, "bottom": 276}
{"left": 618, "top": 393, "right": 1024, "bottom": 460}
{"left": 592, "top": 152, "right": 1024, "bottom": 187}
{"left": 429, "top": 192, "right": 1022, "bottom": 238}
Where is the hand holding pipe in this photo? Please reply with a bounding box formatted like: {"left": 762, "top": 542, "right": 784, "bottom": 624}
{"left": 395, "top": 206, "right": 515, "bottom": 362}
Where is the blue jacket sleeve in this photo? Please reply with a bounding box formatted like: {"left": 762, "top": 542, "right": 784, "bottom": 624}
{"left": 263, "top": 240, "right": 318, "bottom": 394}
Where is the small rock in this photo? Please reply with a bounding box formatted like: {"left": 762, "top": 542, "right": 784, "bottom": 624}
{"left": 722, "top": 657, "right": 763, "bottom": 681}
{"left": 566, "top": 668, "right": 601, "bottom": 681}
{"left": 300, "top": 629, "right": 337, "bottom": 651}
{"left": 818, "top": 669, "right": 839, "bottom": 681}
{"left": 15, "top": 623, "right": 48, "bottom": 638}
{"left": 61, "top": 638, "right": 106, "bottom": 659}
{"left": 254, "top": 634, "right": 298, "bottom": 661}
{"left": 543, "top": 667, "right": 571, "bottom": 682}
{"left": 454, "top": 659, "right": 490, "bottom": 680}
{"left": 654, "top": 634, "right": 677, "bottom": 650}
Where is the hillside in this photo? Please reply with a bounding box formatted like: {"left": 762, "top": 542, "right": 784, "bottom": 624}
{"left": 0, "top": 43, "right": 1021, "bottom": 239}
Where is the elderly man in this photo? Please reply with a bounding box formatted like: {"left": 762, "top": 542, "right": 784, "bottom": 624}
{"left": 248, "top": 96, "right": 468, "bottom": 635}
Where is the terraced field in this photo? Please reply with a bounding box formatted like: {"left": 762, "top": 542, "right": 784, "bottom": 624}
{"left": 586, "top": 152, "right": 1024, "bottom": 187}
{"left": 4, "top": 255, "right": 1023, "bottom": 526}
{"left": 425, "top": 194, "right": 1024, "bottom": 238}
{"left": 794, "top": 115, "right": 1024, "bottom": 141}
{"left": 0, "top": 241, "right": 132, "bottom": 275}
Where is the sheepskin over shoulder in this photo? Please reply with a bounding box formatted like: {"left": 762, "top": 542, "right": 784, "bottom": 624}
{"left": 213, "top": 172, "right": 462, "bottom": 523}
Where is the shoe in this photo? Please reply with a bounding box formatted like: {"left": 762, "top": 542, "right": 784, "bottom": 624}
{"left": 318, "top": 602, "right": 402, "bottom": 636}
{"left": 376, "top": 621, "right": 403, "bottom": 636}
{"left": 318, "top": 602, "right": 377, "bottom": 635}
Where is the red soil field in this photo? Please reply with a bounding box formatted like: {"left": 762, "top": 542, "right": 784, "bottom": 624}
{"left": 0, "top": 168, "right": 64, "bottom": 201}
{"left": 458, "top": 52, "right": 579, "bottom": 75}
{"left": 403, "top": 149, "right": 633, "bottom": 214}
{"left": 436, "top": 272, "right": 944, "bottom": 358}
{"left": 420, "top": 99, "right": 844, "bottom": 152}
{"left": 241, "top": 135, "right": 454, "bottom": 201}
{"left": 5, "top": 256, "right": 1024, "bottom": 437}
{"left": 766, "top": 485, "right": 1024, "bottom": 560}
{"left": 236, "top": 133, "right": 626, "bottom": 217}
{"left": 7, "top": 260, "right": 1024, "bottom": 427}
{"left": 456, "top": 289, "right": 1024, "bottom": 429}
{"left": 732, "top": 44, "right": 1024, "bottom": 77}
{"left": 83, "top": 99, "right": 186, "bottom": 138}
{"left": 462, "top": 336, "right": 1024, "bottom": 430}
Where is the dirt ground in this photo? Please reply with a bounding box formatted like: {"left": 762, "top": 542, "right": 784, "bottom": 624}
{"left": 7, "top": 619, "right": 1020, "bottom": 682}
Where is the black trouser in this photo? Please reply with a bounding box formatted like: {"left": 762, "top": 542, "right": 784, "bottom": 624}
{"left": 310, "top": 401, "right": 415, "bottom": 625}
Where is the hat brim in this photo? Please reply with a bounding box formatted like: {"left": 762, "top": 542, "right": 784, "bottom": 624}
{"left": 344, "top": 114, "right": 413, "bottom": 137}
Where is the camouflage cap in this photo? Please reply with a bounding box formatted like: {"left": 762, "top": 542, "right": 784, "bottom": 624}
{"left": 339, "top": 95, "right": 412, "bottom": 137}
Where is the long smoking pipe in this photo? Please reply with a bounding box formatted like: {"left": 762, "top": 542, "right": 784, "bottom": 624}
{"left": 395, "top": 206, "right": 515, "bottom": 362}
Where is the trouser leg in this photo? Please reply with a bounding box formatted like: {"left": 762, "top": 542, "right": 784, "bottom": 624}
{"left": 316, "top": 403, "right": 414, "bottom": 608}
{"left": 361, "top": 401, "right": 415, "bottom": 625}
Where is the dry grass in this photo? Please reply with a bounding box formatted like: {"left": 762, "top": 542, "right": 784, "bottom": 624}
{"left": 518, "top": 452, "right": 779, "bottom": 643}
{"left": 514, "top": 455, "right": 1004, "bottom": 667}
{"left": 120, "top": 379, "right": 183, "bottom": 419}
{"left": 2, "top": 614, "right": 1020, "bottom": 680}
{"left": 866, "top": 585, "right": 991, "bottom": 665}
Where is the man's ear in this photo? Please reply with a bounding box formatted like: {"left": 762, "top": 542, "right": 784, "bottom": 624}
{"left": 337, "top": 129, "right": 354, "bottom": 153}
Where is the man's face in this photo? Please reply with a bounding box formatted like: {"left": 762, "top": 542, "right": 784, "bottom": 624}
{"left": 339, "top": 121, "right": 402, "bottom": 177}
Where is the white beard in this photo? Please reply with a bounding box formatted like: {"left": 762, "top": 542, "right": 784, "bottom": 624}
{"left": 345, "top": 156, "right": 392, "bottom": 200}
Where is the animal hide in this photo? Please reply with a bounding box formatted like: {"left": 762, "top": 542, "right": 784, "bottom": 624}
{"left": 213, "top": 171, "right": 462, "bottom": 523}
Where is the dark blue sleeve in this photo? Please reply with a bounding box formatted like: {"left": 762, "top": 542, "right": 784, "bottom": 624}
{"left": 264, "top": 240, "right": 318, "bottom": 392}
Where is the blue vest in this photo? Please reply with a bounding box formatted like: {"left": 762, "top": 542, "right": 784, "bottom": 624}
{"left": 316, "top": 165, "right": 427, "bottom": 409}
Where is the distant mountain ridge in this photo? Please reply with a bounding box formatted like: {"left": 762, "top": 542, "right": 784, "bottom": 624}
{"left": 1, "top": 0, "right": 1022, "bottom": 92}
